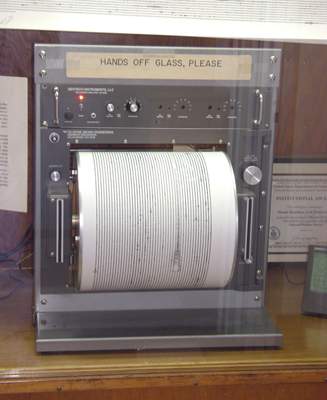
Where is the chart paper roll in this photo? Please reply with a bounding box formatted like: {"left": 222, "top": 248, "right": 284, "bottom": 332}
{"left": 75, "top": 151, "right": 237, "bottom": 291}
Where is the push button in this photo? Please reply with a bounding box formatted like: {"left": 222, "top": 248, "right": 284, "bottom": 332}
{"left": 50, "top": 171, "right": 61, "bottom": 182}
{"left": 65, "top": 112, "right": 74, "bottom": 120}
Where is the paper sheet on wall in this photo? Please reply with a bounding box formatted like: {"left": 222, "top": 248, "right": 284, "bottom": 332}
{"left": 0, "top": 76, "right": 28, "bottom": 213}
{"left": 0, "top": 0, "right": 326, "bottom": 44}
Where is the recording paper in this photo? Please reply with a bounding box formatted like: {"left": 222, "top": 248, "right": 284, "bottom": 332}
{"left": 0, "top": 0, "right": 326, "bottom": 44}
{"left": 76, "top": 151, "right": 238, "bottom": 291}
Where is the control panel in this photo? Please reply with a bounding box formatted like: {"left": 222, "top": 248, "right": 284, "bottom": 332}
{"left": 39, "top": 84, "right": 271, "bottom": 131}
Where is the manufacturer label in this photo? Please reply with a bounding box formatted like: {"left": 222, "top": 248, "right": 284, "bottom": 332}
{"left": 65, "top": 129, "right": 114, "bottom": 140}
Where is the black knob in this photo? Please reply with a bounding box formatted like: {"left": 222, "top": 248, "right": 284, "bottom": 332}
{"left": 64, "top": 111, "right": 74, "bottom": 121}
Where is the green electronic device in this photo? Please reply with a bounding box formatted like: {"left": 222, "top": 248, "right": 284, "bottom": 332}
{"left": 302, "top": 245, "right": 327, "bottom": 315}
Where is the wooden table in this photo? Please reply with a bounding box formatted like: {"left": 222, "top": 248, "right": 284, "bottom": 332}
{"left": 0, "top": 267, "right": 326, "bottom": 399}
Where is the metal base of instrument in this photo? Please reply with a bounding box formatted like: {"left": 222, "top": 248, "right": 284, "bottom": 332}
{"left": 36, "top": 308, "right": 282, "bottom": 352}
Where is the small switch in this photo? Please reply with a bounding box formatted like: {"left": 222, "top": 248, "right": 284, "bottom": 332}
{"left": 49, "top": 132, "right": 60, "bottom": 143}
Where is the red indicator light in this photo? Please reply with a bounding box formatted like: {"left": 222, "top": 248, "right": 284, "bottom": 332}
{"left": 79, "top": 95, "right": 84, "bottom": 101}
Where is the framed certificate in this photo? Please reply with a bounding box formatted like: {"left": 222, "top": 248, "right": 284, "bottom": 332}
{"left": 268, "top": 161, "right": 327, "bottom": 263}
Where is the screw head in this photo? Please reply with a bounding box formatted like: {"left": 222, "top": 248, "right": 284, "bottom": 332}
{"left": 39, "top": 50, "right": 46, "bottom": 58}
{"left": 39, "top": 70, "right": 47, "bottom": 78}
{"left": 259, "top": 225, "right": 264, "bottom": 231}
{"left": 257, "top": 270, "right": 262, "bottom": 276}
{"left": 41, "top": 299, "right": 47, "bottom": 305}
{"left": 269, "top": 74, "right": 276, "bottom": 81}
{"left": 255, "top": 296, "right": 261, "bottom": 301}
{"left": 172, "top": 139, "right": 176, "bottom": 144}
{"left": 270, "top": 55, "right": 277, "bottom": 63}
{"left": 263, "top": 144, "right": 269, "bottom": 150}
{"left": 124, "top": 139, "right": 128, "bottom": 144}
{"left": 261, "top": 191, "right": 267, "bottom": 197}
{"left": 41, "top": 120, "right": 48, "bottom": 127}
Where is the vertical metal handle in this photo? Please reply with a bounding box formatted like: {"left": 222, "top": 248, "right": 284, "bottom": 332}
{"left": 53, "top": 86, "right": 60, "bottom": 125}
{"left": 244, "top": 197, "right": 254, "bottom": 264}
{"left": 56, "top": 199, "right": 64, "bottom": 263}
{"left": 253, "top": 89, "right": 263, "bottom": 126}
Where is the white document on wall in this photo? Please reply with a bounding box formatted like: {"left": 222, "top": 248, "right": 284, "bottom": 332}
{"left": 0, "top": 75, "right": 28, "bottom": 213}
{"left": 0, "top": 0, "right": 327, "bottom": 44}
